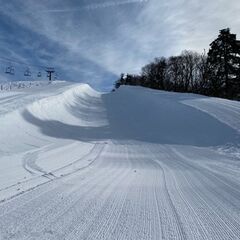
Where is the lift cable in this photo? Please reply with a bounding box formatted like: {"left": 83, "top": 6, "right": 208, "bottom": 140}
{"left": 0, "top": 56, "right": 48, "bottom": 69}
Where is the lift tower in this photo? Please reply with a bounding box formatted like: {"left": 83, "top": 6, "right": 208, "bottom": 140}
{"left": 45, "top": 67, "right": 55, "bottom": 81}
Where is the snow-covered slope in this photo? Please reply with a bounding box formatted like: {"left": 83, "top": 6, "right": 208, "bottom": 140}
{"left": 0, "top": 83, "right": 240, "bottom": 240}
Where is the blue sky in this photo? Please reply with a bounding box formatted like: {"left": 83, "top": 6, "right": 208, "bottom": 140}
{"left": 0, "top": 0, "right": 239, "bottom": 90}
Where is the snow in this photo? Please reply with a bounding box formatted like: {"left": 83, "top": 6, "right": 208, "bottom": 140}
{"left": 0, "top": 82, "right": 240, "bottom": 239}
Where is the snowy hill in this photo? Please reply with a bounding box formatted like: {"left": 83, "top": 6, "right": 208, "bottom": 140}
{"left": 0, "top": 80, "right": 66, "bottom": 91}
{"left": 0, "top": 82, "right": 240, "bottom": 240}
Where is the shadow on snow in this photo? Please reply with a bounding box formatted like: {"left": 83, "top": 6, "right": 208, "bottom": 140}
{"left": 22, "top": 87, "right": 239, "bottom": 147}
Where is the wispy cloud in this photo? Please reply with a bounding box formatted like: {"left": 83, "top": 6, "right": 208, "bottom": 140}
{"left": 86, "top": 0, "right": 148, "bottom": 10}
{"left": 14, "top": 0, "right": 149, "bottom": 13}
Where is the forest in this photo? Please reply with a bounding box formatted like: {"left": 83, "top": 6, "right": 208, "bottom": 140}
{"left": 114, "top": 28, "right": 240, "bottom": 100}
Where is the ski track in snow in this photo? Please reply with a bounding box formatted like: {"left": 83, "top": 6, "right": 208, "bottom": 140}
{"left": 0, "top": 83, "right": 240, "bottom": 240}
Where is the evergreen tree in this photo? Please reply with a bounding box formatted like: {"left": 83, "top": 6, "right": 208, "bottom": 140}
{"left": 114, "top": 73, "right": 125, "bottom": 89}
{"left": 207, "top": 28, "right": 240, "bottom": 98}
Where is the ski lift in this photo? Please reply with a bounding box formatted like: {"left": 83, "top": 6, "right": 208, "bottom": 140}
{"left": 24, "top": 68, "right": 31, "bottom": 77}
{"left": 5, "top": 65, "right": 15, "bottom": 75}
{"left": 37, "top": 71, "right": 42, "bottom": 77}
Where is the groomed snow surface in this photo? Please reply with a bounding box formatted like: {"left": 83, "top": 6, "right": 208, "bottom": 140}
{"left": 0, "top": 81, "right": 240, "bottom": 240}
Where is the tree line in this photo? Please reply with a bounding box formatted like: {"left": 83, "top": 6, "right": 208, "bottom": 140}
{"left": 114, "top": 28, "right": 240, "bottom": 100}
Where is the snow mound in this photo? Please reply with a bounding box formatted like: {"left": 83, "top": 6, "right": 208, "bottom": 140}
{"left": 0, "top": 83, "right": 107, "bottom": 154}
{"left": 1, "top": 84, "right": 239, "bottom": 155}
{"left": 26, "top": 83, "right": 107, "bottom": 126}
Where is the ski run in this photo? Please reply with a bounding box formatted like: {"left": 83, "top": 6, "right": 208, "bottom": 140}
{"left": 0, "top": 81, "right": 240, "bottom": 240}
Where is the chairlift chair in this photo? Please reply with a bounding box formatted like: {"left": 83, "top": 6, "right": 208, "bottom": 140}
{"left": 24, "top": 68, "right": 31, "bottom": 77}
{"left": 37, "top": 71, "right": 42, "bottom": 77}
{"left": 5, "top": 66, "right": 14, "bottom": 75}
{"left": 10, "top": 66, "right": 15, "bottom": 75}
{"left": 5, "top": 66, "right": 11, "bottom": 74}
